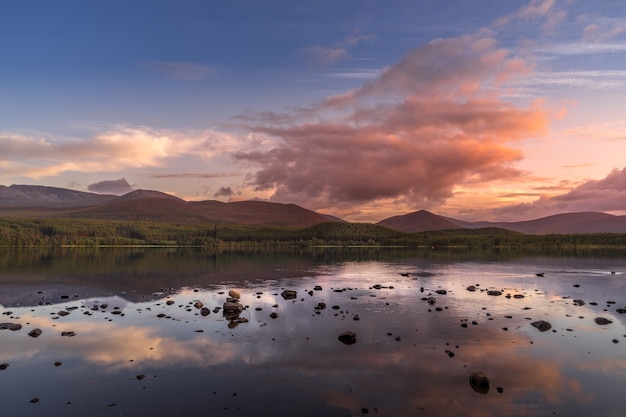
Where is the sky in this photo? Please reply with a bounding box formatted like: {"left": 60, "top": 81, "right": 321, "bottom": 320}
{"left": 1, "top": 0, "right": 626, "bottom": 222}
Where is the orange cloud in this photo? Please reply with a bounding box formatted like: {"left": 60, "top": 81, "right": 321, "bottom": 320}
{"left": 235, "top": 32, "right": 549, "bottom": 213}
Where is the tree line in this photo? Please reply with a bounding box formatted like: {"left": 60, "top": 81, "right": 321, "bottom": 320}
{"left": 2, "top": 217, "right": 626, "bottom": 249}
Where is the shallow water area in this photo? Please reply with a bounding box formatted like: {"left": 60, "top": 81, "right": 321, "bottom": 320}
{"left": 1, "top": 247, "right": 625, "bottom": 416}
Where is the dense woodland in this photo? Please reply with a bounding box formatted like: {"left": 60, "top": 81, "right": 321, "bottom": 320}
{"left": 2, "top": 217, "right": 626, "bottom": 249}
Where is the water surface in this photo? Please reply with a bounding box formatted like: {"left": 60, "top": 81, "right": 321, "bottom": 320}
{"left": 1, "top": 248, "right": 625, "bottom": 416}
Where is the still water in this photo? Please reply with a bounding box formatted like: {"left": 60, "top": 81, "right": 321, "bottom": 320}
{"left": 1, "top": 247, "right": 625, "bottom": 416}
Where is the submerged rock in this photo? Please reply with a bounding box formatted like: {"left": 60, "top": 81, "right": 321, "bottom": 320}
{"left": 469, "top": 371, "right": 490, "bottom": 394}
{"left": 338, "top": 331, "right": 357, "bottom": 345}
{"left": 594, "top": 317, "right": 613, "bottom": 325}
{"left": 531, "top": 320, "right": 552, "bottom": 332}
{"left": 487, "top": 290, "right": 502, "bottom": 296}
{"left": 573, "top": 299, "right": 585, "bottom": 306}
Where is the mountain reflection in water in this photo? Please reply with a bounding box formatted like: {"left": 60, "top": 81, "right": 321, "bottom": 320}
{"left": 1, "top": 248, "right": 625, "bottom": 417}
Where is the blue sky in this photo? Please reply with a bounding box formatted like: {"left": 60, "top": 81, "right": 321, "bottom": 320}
{"left": 1, "top": 0, "right": 626, "bottom": 221}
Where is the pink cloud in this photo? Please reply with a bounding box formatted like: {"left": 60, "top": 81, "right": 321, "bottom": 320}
{"left": 235, "top": 33, "right": 549, "bottom": 214}
{"left": 484, "top": 167, "right": 626, "bottom": 220}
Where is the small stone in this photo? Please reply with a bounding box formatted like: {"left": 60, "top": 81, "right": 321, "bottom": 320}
{"left": 435, "top": 289, "right": 447, "bottom": 295}
{"left": 573, "top": 299, "right": 585, "bottom": 306}
{"left": 54, "top": 362, "right": 63, "bottom": 367}
{"left": 200, "top": 307, "right": 211, "bottom": 316}
{"left": 61, "top": 331, "right": 76, "bottom": 337}
{"left": 269, "top": 312, "right": 278, "bottom": 319}
{"left": 466, "top": 286, "right": 477, "bottom": 292}
{"left": 445, "top": 350, "right": 455, "bottom": 357}
{"left": 594, "top": 317, "right": 613, "bottom": 325}
{"left": 0, "top": 363, "right": 9, "bottom": 370}
{"left": 136, "top": 374, "right": 146, "bottom": 380}
{"left": 30, "top": 398, "right": 40, "bottom": 403}
{"left": 228, "top": 289, "right": 241, "bottom": 300}
{"left": 487, "top": 290, "right": 502, "bottom": 296}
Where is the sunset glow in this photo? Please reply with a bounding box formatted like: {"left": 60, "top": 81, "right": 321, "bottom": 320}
{"left": 1, "top": 0, "right": 625, "bottom": 221}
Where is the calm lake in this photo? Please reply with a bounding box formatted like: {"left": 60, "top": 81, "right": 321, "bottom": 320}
{"left": 1, "top": 247, "right": 625, "bottom": 417}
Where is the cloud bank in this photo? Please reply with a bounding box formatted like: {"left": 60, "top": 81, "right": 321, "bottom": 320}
{"left": 0, "top": 126, "right": 241, "bottom": 179}
{"left": 236, "top": 32, "right": 549, "bottom": 215}
{"left": 489, "top": 167, "right": 626, "bottom": 220}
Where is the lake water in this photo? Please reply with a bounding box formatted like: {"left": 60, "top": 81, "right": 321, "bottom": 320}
{"left": 1, "top": 247, "right": 625, "bottom": 416}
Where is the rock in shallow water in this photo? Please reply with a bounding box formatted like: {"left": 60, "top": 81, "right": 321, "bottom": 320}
{"left": 594, "top": 317, "right": 613, "bottom": 325}
{"left": 28, "top": 328, "right": 42, "bottom": 338}
{"left": 531, "top": 320, "right": 552, "bottom": 332}
{"left": 0, "top": 323, "right": 22, "bottom": 331}
{"left": 338, "top": 331, "right": 357, "bottom": 345}
{"left": 223, "top": 301, "right": 243, "bottom": 314}
{"left": 469, "top": 371, "right": 490, "bottom": 394}
{"left": 281, "top": 290, "right": 297, "bottom": 300}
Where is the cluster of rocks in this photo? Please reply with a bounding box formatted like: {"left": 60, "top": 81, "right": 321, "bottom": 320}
{"left": 223, "top": 289, "right": 248, "bottom": 328}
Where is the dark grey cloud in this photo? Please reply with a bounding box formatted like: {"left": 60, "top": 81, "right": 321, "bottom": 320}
{"left": 87, "top": 178, "right": 133, "bottom": 195}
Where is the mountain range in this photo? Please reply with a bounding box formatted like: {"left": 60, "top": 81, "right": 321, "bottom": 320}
{"left": 1, "top": 184, "right": 625, "bottom": 234}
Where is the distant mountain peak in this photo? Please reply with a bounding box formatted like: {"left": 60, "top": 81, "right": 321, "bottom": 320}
{"left": 116, "top": 189, "right": 186, "bottom": 203}
{"left": 377, "top": 209, "right": 460, "bottom": 232}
